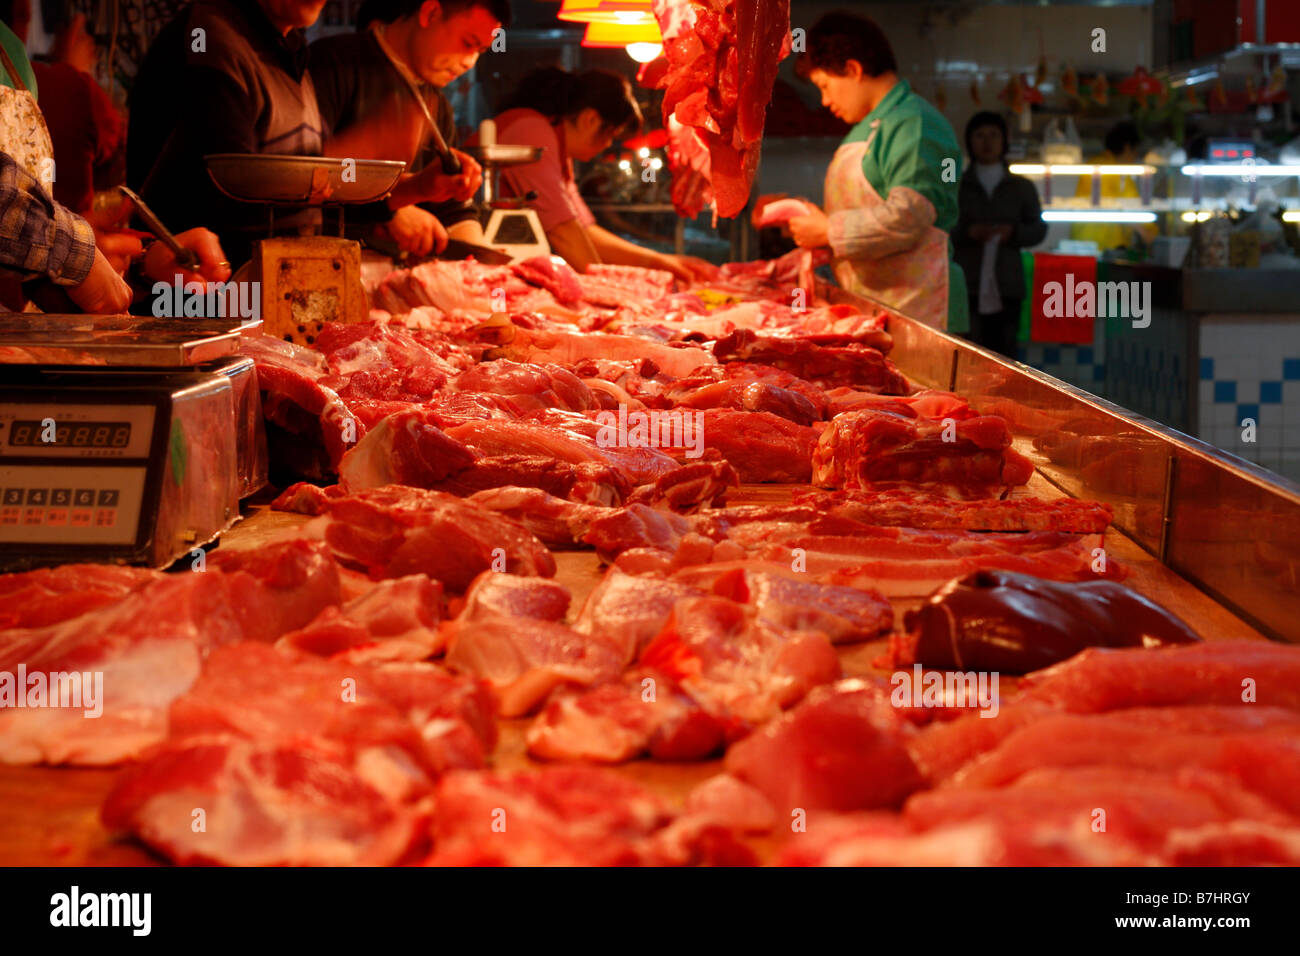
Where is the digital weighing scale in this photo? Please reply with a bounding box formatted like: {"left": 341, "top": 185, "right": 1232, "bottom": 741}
{"left": 0, "top": 316, "right": 268, "bottom": 570}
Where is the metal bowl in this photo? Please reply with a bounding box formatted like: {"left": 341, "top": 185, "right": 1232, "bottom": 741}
{"left": 204, "top": 154, "right": 406, "bottom": 205}
{"left": 462, "top": 144, "right": 545, "bottom": 167}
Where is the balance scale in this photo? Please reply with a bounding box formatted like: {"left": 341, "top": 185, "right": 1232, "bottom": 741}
{"left": 205, "top": 153, "right": 405, "bottom": 346}
{"left": 0, "top": 315, "right": 268, "bottom": 570}
{"left": 463, "top": 141, "right": 551, "bottom": 262}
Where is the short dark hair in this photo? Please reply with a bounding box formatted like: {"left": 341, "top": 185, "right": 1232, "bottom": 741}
{"left": 501, "top": 67, "right": 643, "bottom": 140}
{"left": 1104, "top": 120, "right": 1141, "bottom": 156}
{"left": 796, "top": 11, "right": 897, "bottom": 80}
{"left": 965, "top": 111, "right": 1009, "bottom": 160}
{"left": 357, "top": 0, "right": 512, "bottom": 31}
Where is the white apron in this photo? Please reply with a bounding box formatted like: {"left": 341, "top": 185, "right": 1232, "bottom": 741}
{"left": 824, "top": 135, "right": 951, "bottom": 330}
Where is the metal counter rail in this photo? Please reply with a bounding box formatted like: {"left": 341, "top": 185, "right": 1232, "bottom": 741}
{"left": 827, "top": 284, "right": 1300, "bottom": 643}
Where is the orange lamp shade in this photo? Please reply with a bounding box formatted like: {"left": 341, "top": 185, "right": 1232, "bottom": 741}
{"left": 558, "top": 0, "right": 657, "bottom": 26}
{"left": 581, "top": 20, "right": 662, "bottom": 47}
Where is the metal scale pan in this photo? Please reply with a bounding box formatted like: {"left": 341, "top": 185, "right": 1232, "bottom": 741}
{"left": 0, "top": 315, "right": 248, "bottom": 368}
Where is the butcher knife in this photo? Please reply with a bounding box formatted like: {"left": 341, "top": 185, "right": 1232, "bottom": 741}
{"left": 371, "top": 25, "right": 463, "bottom": 176}
{"left": 367, "top": 235, "right": 512, "bottom": 265}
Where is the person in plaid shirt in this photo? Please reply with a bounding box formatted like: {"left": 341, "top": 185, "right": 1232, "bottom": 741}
{"left": 0, "top": 148, "right": 132, "bottom": 312}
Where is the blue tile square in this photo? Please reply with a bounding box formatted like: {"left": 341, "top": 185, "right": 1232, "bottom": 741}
{"left": 1238, "top": 403, "right": 1260, "bottom": 425}
{"left": 1261, "top": 381, "right": 1283, "bottom": 403}
{"left": 1044, "top": 347, "right": 1061, "bottom": 364}
{"left": 1284, "top": 358, "right": 1300, "bottom": 380}
{"left": 1214, "top": 380, "right": 1237, "bottom": 403}
{"left": 1078, "top": 347, "right": 1094, "bottom": 365}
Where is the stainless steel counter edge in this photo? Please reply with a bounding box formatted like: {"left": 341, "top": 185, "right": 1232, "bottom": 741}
{"left": 826, "top": 283, "right": 1300, "bottom": 643}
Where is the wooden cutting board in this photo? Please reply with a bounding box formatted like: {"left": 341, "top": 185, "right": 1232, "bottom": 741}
{"left": 0, "top": 478, "right": 1268, "bottom": 865}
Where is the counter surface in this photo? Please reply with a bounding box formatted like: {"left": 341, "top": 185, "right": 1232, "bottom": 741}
{"left": 0, "top": 473, "right": 1268, "bottom": 866}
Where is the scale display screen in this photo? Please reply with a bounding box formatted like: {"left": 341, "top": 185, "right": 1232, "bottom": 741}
{"left": 8, "top": 421, "right": 132, "bottom": 448}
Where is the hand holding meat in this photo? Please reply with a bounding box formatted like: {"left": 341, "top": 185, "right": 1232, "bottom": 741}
{"left": 141, "top": 227, "right": 232, "bottom": 286}
{"left": 750, "top": 193, "right": 790, "bottom": 228}
{"left": 660, "top": 254, "right": 720, "bottom": 283}
{"left": 788, "top": 206, "right": 830, "bottom": 249}
{"left": 67, "top": 248, "right": 133, "bottom": 313}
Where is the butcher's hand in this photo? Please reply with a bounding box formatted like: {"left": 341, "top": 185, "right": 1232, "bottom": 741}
{"left": 660, "top": 253, "right": 719, "bottom": 283}
{"left": 67, "top": 248, "right": 133, "bottom": 314}
{"left": 751, "top": 193, "right": 789, "bottom": 228}
{"left": 410, "top": 151, "right": 483, "bottom": 204}
{"left": 384, "top": 206, "right": 449, "bottom": 257}
{"left": 789, "top": 206, "right": 830, "bottom": 249}
{"left": 83, "top": 200, "right": 145, "bottom": 274}
{"left": 142, "top": 228, "right": 233, "bottom": 287}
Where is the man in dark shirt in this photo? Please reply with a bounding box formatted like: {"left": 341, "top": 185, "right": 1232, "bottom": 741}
{"left": 127, "top": 0, "right": 330, "bottom": 266}
{"left": 311, "top": 0, "right": 507, "bottom": 256}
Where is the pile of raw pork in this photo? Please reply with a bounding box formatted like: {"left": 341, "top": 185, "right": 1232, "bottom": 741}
{"left": 3, "top": 251, "right": 1298, "bottom": 866}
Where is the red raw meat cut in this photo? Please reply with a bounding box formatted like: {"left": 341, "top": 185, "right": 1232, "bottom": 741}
{"left": 712, "top": 330, "right": 905, "bottom": 388}
{"left": 458, "top": 571, "right": 571, "bottom": 623}
{"left": 306, "top": 485, "right": 556, "bottom": 590}
{"left": 724, "top": 679, "right": 925, "bottom": 813}
{"left": 792, "top": 488, "right": 1113, "bottom": 532}
{"left": 277, "top": 575, "right": 445, "bottom": 663}
{"left": 447, "top": 416, "right": 679, "bottom": 486}
{"left": 430, "top": 456, "right": 630, "bottom": 507}
{"left": 241, "top": 333, "right": 358, "bottom": 470}
{"left": 102, "top": 642, "right": 496, "bottom": 864}
{"left": 581, "top": 504, "right": 694, "bottom": 561}
{"left": 504, "top": 325, "right": 714, "bottom": 379}
{"left": 511, "top": 255, "right": 583, "bottom": 305}
{"left": 1017, "top": 640, "right": 1300, "bottom": 714}
{"left": 581, "top": 264, "right": 676, "bottom": 306}
{"left": 692, "top": 409, "right": 818, "bottom": 482}
{"left": 775, "top": 812, "right": 1139, "bottom": 866}
{"left": 0, "top": 576, "right": 238, "bottom": 765}
{"left": 645, "top": 0, "right": 791, "bottom": 218}
{"left": 336, "top": 407, "right": 479, "bottom": 493}
{"left": 575, "top": 566, "right": 708, "bottom": 658}
{"left": 0, "top": 564, "right": 160, "bottom": 630}
{"left": 946, "top": 709, "right": 1300, "bottom": 816}
{"left": 813, "top": 409, "right": 1035, "bottom": 492}
{"left": 271, "top": 481, "right": 344, "bottom": 516}
{"left": 823, "top": 387, "right": 970, "bottom": 420}
{"left": 683, "top": 566, "right": 894, "bottom": 644}
{"left": 450, "top": 360, "right": 594, "bottom": 413}
{"left": 625, "top": 459, "right": 739, "bottom": 512}
{"left": 103, "top": 736, "right": 434, "bottom": 865}
{"left": 905, "top": 766, "right": 1296, "bottom": 861}
{"left": 684, "top": 775, "right": 778, "bottom": 833}
{"left": 812, "top": 530, "right": 1121, "bottom": 597}
{"left": 422, "top": 765, "right": 754, "bottom": 866}
{"left": 639, "top": 596, "right": 840, "bottom": 727}
{"left": 443, "top": 613, "right": 628, "bottom": 717}
{"left": 206, "top": 538, "right": 345, "bottom": 641}
{"left": 905, "top": 703, "right": 1054, "bottom": 784}
{"left": 757, "top": 198, "right": 814, "bottom": 227}
{"left": 664, "top": 363, "right": 829, "bottom": 425}
{"left": 465, "top": 486, "right": 609, "bottom": 546}
{"left": 898, "top": 570, "right": 1199, "bottom": 674}
{"left": 526, "top": 668, "right": 728, "bottom": 763}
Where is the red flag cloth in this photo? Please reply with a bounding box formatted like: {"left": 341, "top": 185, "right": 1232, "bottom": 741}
{"left": 1031, "top": 253, "right": 1096, "bottom": 344}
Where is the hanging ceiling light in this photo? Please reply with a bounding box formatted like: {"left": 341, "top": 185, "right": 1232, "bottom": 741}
{"left": 580, "top": 20, "right": 661, "bottom": 47}
{"left": 558, "top": 0, "right": 656, "bottom": 27}
{"left": 625, "top": 42, "right": 664, "bottom": 63}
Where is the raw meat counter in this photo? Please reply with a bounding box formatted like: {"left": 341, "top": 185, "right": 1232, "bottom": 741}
{"left": 0, "top": 254, "right": 1297, "bottom": 867}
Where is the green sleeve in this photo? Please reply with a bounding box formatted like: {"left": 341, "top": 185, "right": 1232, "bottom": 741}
{"left": 0, "top": 21, "right": 37, "bottom": 97}
{"left": 873, "top": 113, "right": 961, "bottom": 232}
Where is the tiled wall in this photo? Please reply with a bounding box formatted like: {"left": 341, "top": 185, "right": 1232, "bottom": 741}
{"left": 1197, "top": 317, "right": 1300, "bottom": 483}
{"left": 1103, "top": 307, "right": 1193, "bottom": 434}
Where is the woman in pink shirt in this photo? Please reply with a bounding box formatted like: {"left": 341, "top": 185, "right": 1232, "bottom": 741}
{"left": 493, "top": 67, "right": 716, "bottom": 282}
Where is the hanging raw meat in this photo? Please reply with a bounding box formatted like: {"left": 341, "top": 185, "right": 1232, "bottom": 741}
{"left": 641, "top": 0, "right": 792, "bottom": 218}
